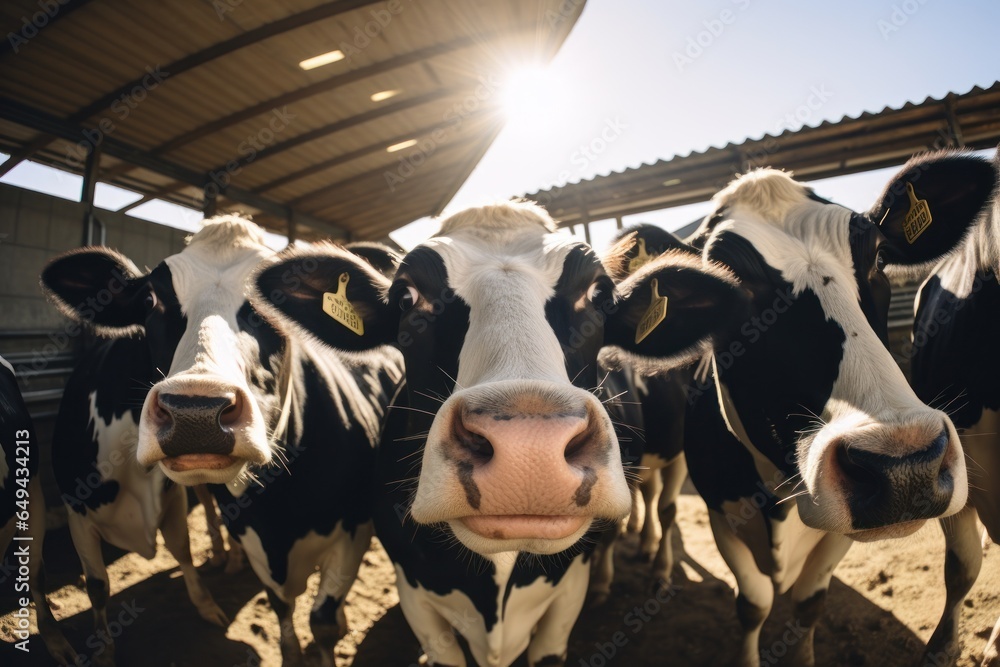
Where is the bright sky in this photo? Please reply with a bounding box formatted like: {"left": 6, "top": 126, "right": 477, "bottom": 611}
{"left": 3, "top": 0, "right": 998, "bottom": 253}
{"left": 393, "top": 0, "right": 1000, "bottom": 249}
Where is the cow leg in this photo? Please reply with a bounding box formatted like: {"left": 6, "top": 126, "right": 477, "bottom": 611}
{"left": 709, "top": 510, "right": 773, "bottom": 667}
{"left": 396, "top": 579, "right": 467, "bottom": 667}
{"left": 24, "top": 480, "right": 76, "bottom": 665}
{"left": 159, "top": 484, "right": 228, "bottom": 627}
{"left": 638, "top": 468, "right": 664, "bottom": 562}
{"left": 651, "top": 454, "right": 687, "bottom": 593}
{"left": 587, "top": 520, "right": 620, "bottom": 608}
{"left": 924, "top": 505, "right": 982, "bottom": 667}
{"left": 627, "top": 483, "right": 644, "bottom": 533}
{"left": 67, "top": 511, "right": 116, "bottom": 667}
{"left": 528, "top": 556, "right": 589, "bottom": 666}
{"left": 266, "top": 587, "right": 305, "bottom": 666}
{"left": 193, "top": 484, "right": 227, "bottom": 568}
{"left": 310, "top": 523, "right": 373, "bottom": 667}
{"left": 786, "top": 532, "right": 852, "bottom": 667}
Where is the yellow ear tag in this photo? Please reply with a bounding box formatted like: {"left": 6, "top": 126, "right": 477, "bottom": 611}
{"left": 902, "top": 182, "right": 932, "bottom": 244}
{"left": 628, "top": 238, "right": 657, "bottom": 273}
{"left": 322, "top": 272, "right": 364, "bottom": 336}
{"left": 635, "top": 278, "right": 668, "bottom": 344}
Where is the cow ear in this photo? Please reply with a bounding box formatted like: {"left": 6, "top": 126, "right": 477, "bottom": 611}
{"left": 252, "top": 245, "right": 397, "bottom": 351}
{"left": 871, "top": 152, "right": 997, "bottom": 266}
{"left": 604, "top": 252, "right": 749, "bottom": 360}
{"left": 41, "top": 247, "right": 147, "bottom": 336}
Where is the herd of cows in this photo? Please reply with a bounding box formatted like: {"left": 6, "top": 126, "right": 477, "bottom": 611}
{"left": 1, "top": 147, "right": 999, "bottom": 667}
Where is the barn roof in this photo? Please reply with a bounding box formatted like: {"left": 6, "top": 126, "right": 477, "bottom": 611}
{"left": 0, "top": 0, "right": 584, "bottom": 240}
{"left": 523, "top": 82, "right": 1000, "bottom": 227}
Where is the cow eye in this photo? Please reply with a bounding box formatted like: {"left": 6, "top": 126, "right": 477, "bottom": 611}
{"left": 398, "top": 285, "right": 419, "bottom": 311}
{"left": 587, "top": 278, "right": 614, "bottom": 302}
{"left": 144, "top": 291, "right": 158, "bottom": 310}
{"left": 874, "top": 251, "right": 887, "bottom": 273}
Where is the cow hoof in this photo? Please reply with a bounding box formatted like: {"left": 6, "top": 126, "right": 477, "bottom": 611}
{"left": 199, "top": 600, "right": 230, "bottom": 627}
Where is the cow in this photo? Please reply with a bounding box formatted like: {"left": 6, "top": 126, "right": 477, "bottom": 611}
{"left": 587, "top": 224, "right": 701, "bottom": 604}
{"left": 910, "top": 148, "right": 1000, "bottom": 667}
{"left": 40, "top": 216, "right": 404, "bottom": 666}
{"left": 0, "top": 355, "right": 74, "bottom": 663}
{"left": 674, "top": 151, "right": 996, "bottom": 667}
{"left": 251, "top": 200, "right": 751, "bottom": 666}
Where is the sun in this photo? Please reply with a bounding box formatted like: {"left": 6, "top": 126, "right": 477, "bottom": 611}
{"left": 500, "top": 64, "right": 565, "bottom": 129}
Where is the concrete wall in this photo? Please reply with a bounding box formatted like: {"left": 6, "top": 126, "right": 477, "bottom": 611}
{"left": 0, "top": 183, "right": 190, "bottom": 331}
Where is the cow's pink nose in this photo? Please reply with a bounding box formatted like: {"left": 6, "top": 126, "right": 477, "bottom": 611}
{"left": 447, "top": 393, "right": 606, "bottom": 517}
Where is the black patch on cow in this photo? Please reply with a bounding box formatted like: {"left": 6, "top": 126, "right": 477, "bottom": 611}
{"left": 707, "top": 231, "right": 846, "bottom": 476}
{"left": 847, "top": 214, "right": 892, "bottom": 346}
{"left": 144, "top": 264, "right": 188, "bottom": 376}
{"left": 573, "top": 466, "right": 597, "bottom": 506}
{"left": 544, "top": 244, "right": 609, "bottom": 390}
{"left": 53, "top": 337, "right": 156, "bottom": 515}
{"left": 457, "top": 461, "right": 481, "bottom": 510}
{"left": 213, "top": 350, "right": 396, "bottom": 587}
{"left": 912, "top": 271, "right": 1000, "bottom": 428}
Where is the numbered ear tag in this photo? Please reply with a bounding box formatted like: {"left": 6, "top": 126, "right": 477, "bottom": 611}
{"left": 902, "top": 182, "right": 932, "bottom": 244}
{"left": 628, "top": 238, "right": 656, "bottom": 273}
{"left": 322, "top": 273, "right": 364, "bottom": 336}
{"left": 635, "top": 278, "right": 668, "bottom": 344}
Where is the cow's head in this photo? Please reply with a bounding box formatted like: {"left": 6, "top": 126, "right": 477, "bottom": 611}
{"left": 252, "top": 201, "right": 748, "bottom": 555}
{"left": 42, "top": 216, "right": 289, "bottom": 485}
{"left": 694, "top": 152, "right": 996, "bottom": 540}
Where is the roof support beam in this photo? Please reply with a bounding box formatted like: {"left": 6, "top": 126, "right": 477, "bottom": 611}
{"left": 0, "top": 135, "right": 51, "bottom": 178}
{"left": 0, "top": 0, "right": 98, "bottom": 58}
{"left": 152, "top": 34, "right": 496, "bottom": 156}
{"left": 81, "top": 141, "right": 103, "bottom": 245}
{"left": 205, "top": 86, "right": 468, "bottom": 177}
{"left": 0, "top": 96, "right": 349, "bottom": 233}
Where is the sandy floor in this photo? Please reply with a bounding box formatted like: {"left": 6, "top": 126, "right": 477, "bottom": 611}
{"left": 1, "top": 494, "right": 997, "bottom": 666}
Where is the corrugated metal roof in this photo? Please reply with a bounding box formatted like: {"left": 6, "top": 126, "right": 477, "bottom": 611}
{"left": 524, "top": 82, "right": 1000, "bottom": 226}
{"left": 0, "top": 0, "right": 585, "bottom": 241}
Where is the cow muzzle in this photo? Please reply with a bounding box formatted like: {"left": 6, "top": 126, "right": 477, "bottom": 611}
{"left": 136, "top": 376, "right": 271, "bottom": 484}
{"left": 798, "top": 415, "right": 968, "bottom": 539}
{"left": 410, "top": 380, "right": 632, "bottom": 555}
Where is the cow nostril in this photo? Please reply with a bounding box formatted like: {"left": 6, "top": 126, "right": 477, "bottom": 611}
{"left": 836, "top": 445, "right": 884, "bottom": 506}
{"left": 564, "top": 429, "right": 589, "bottom": 460}
{"left": 454, "top": 416, "right": 494, "bottom": 462}
{"left": 219, "top": 392, "right": 244, "bottom": 429}
{"left": 151, "top": 391, "right": 172, "bottom": 428}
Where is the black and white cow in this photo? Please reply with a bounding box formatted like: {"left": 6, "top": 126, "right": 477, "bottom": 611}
{"left": 911, "top": 149, "right": 1000, "bottom": 667}
{"left": 676, "top": 152, "right": 996, "bottom": 667}
{"left": 43, "top": 333, "right": 227, "bottom": 666}
{"left": 41, "top": 216, "right": 404, "bottom": 666}
{"left": 588, "top": 224, "right": 701, "bottom": 602}
{"left": 0, "top": 356, "right": 73, "bottom": 663}
{"left": 252, "top": 201, "right": 750, "bottom": 666}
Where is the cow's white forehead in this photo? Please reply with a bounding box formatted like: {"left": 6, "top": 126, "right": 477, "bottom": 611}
{"left": 164, "top": 216, "right": 275, "bottom": 312}
{"left": 706, "top": 169, "right": 856, "bottom": 290}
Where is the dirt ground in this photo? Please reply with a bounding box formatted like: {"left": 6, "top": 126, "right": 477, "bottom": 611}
{"left": 1, "top": 492, "right": 997, "bottom": 667}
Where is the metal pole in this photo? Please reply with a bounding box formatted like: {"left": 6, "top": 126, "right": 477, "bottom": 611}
{"left": 81, "top": 142, "right": 103, "bottom": 245}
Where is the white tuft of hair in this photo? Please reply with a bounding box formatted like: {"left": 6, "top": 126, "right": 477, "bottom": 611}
{"left": 436, "top": 199, "right": 558, "bottom": 237}
{"left": 186, "top": 214, "right": 269, "bottom": 251}
{"left": 713, "top": 168, "right": 810, "bottom": 225}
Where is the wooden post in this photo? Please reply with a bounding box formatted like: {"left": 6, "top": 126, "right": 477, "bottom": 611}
{"left": 81, "top": 141, "right": 103, "bottom": 245}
